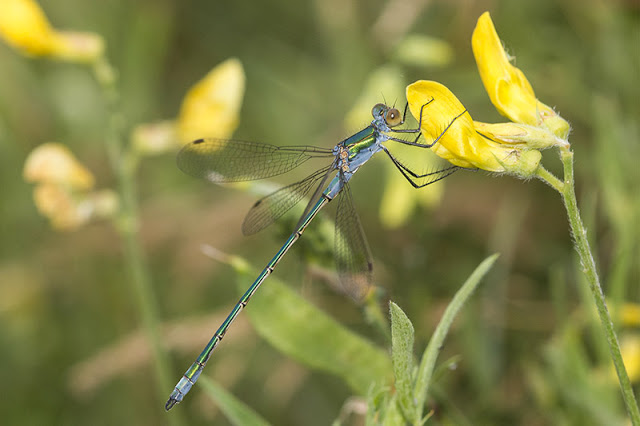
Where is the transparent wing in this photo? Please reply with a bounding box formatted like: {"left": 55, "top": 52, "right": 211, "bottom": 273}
{"left": 294, "top": 164, "right": 335, "bottom": 232}
{"left": 177, "top": 138, "right": 333, "bottom": 183}
{"left": 242, "top": 166, "right": 333, "bottom": 236}
{"left": 334, "top": 182, "right": 373, "bottom": 300}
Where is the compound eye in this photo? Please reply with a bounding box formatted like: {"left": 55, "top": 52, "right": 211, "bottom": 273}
{"left": 385, "top": 108, "right": 402, "bottom": 127}
{"left": 371, "top": 103, "right": 386, "bottom": 118}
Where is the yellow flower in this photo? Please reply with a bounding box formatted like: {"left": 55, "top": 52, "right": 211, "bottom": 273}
{"left": 406, "top": 80, "right": 541, "bottom": 177}
{"left": 472, "top": 12, "right": 569, "bottom": 139}
{"left": 32, "top": 184, "right": 116, "bottom": 230}
{"left": 24, "top": 143, "right": 118, "bottom": 230}
{"left": 0, "top": 0, "right": 103, "bottom": 62}
{"left": 615, "top": 303, "right": 640, "bottom": 384}
{"left": 176, "top": 58, "right": 245, "bottom": 143}
{"left": 23, "top": 143, "right": 94, "bottom": 189}
{"left": 619, "top": 303, "right": 640, "bottom": 328}
{"left": 404, "top": 12, "right": 576, "bottom": 178}
{"left": 133, "top": 58, "right": 245, "bottom": 153}
{"left": 619, "top": 334, "right": 640, "bottom": 383}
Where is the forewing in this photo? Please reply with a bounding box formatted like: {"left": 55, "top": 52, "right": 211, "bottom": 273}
{"left": 177, "top": 138, "right": 331, "bottom": 183}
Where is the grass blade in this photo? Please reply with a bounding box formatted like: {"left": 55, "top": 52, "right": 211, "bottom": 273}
{"left": 413, "top": 253, "right": 499, "bottom": 421}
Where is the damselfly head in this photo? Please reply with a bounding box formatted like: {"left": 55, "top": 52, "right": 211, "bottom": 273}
{"left": 371, "top": 103, "right": 402, "bottom": 128}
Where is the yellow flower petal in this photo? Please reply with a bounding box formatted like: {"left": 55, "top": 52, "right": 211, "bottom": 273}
{"left": 406, "top": 80, "right": 541, "bottom": 176}
{"left": 0, "top": 0, "right": 103, "bottom": 62}
{"left": 23, "top": 143, "right": 94, "bottom": 190}
{"left": 472, "top": 12, "right": 569, "bottom": 139}
{"left": 0, "top": 0, "right": 53, "bottom": 56}
{"left": 177, "top": 58, "right": 245, "bottom": 143}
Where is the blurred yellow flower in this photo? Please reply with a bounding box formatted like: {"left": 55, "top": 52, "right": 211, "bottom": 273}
{"left": 23, "top": 143, "right": 94, "bottom": 189}
{"left": 32, "top": 184, "right": 118, "bottom": 231}
{"left": 24, "top": 143, "right": 118, "bottom": 230}
{"left": 616, "top": 303, "right": 640, "bottom": 384}
{"left": 406, "top": 80, "right": 541, "bottom": 177}
{"left": 472, "top": 12, "right": 569, "bottom": 139}
{"left": 620, "top": 303, "right": 640, "bottom": 327}
{"left": 619, "top": 334, "right": 640, "bottom": 383}
{"left": 379, "top": 157, "right": 442, "bottom": 229}
{"left": 177, "top": 57, "right": 245, "bottom": 143}
{"left": 133, "top": 58, "right": 245, "bottom": 154}
{"left": 0, "top": 0, "right": 104, "bottom": 62}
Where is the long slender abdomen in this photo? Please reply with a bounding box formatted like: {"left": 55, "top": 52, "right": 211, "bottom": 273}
{"left": 165, "top": 194, "right": 332, "bottom": 410}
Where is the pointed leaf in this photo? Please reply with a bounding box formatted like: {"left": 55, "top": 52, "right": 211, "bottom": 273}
{"left": 390, "top": 302, "right": 416, "bottom": 419}
{"left": 414, "top": 254, "right": 499, "bottom": 416}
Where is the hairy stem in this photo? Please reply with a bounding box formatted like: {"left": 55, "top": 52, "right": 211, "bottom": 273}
{"left": 553, "top": 148, "right": 639, "bottom": 424}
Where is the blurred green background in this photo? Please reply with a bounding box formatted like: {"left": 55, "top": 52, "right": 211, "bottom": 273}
{"left": 1, "top": 0, "right": 639, "bottom": 425}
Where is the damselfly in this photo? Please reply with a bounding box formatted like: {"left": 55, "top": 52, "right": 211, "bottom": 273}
{"left": 165, "top": 101, "right": 466, "bottom": 410}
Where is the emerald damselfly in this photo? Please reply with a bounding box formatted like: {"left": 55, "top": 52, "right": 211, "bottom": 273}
{"left": 165, "top": 101, "right": 465, "bottom": 410}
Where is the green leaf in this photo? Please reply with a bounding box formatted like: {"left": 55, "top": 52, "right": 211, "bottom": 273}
{"left": 230, "top": 256, "right": 392, "bottom": 395}
{"left": 413, "top": 253, "right": 499, "bottom": 422}
{"left": 389, "top": 301, "right": 416, "bottom": 420}
{"left": 199, "top": 377, "right": 271, "bottom": 426}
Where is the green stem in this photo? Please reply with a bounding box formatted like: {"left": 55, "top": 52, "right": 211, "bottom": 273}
{"left": 534, "top": 165, "right": 564, "bottom": 192}
{"left": 92, "top": 57, "right": 178, "bottom": 419}
{"left": 549, "top": 148, "right": 639, "bottom": 424}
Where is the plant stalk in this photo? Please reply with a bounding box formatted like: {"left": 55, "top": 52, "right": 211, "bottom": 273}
{"left": 92, "top": 56, "right": 178, "bottom": 419}
{"left": 557, "top": 148, "right": 639, "bottom": 424}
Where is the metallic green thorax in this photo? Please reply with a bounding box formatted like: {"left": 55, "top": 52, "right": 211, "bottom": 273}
{"left": 344, "top": 126, "right": 377, "bottom": 160}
